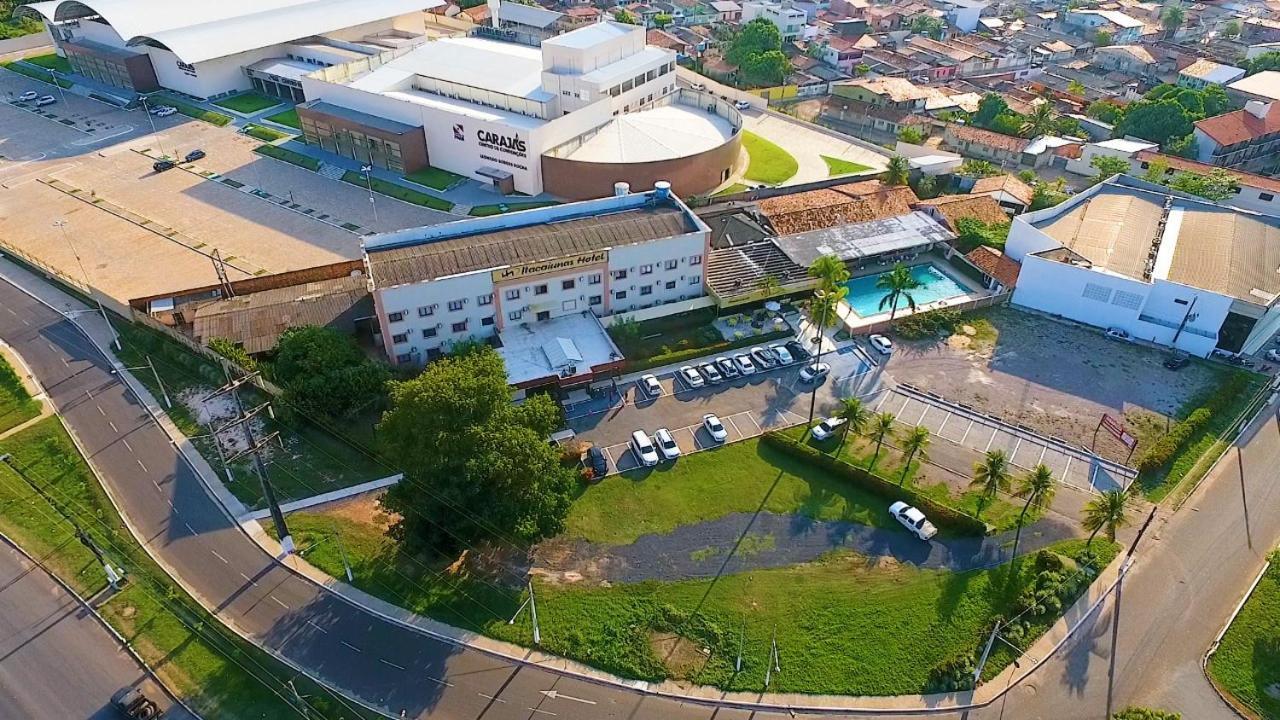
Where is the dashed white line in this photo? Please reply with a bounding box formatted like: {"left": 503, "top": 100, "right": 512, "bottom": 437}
{"left": 152, "top": 479, "right": 163, "bottom": 492}
{"left": 270, "top": 595, "right": 289, "bottom": 610}
{"left": 423, "top": 676, "right": 453, "bottom": 687}
{"left": 340, "top": 640, "right": 362, "bottom": 653}
{"left": 526, "top": 709, "right": 557, "bottom": 717}
{"left": 183, "top": 522, "right": 195, "bottom": 535}
{"left": 85, "top": 389, "right": 93, "bottom": 400}
{"left": 108, "top": 421, "right": 118, "bottom": 433}
{"left": 477, "top": 693, "right": 506, "bottom": 703}
{"left": 211, "top": 550, "right": 229, "bottom": 564}
{"left": 239, "top": 572, "right": 258, "bottom": 587}
{"left": 136, "top": 458, "right": 148, "bottom": 473}
{"left": 122, "top": 439, "right": 133, "bottom": 452}
{"left": 378, "top": 658, "right": 405, "bottom": 670}
{"left": 96, "top": 405, "right": 105, "bottom": 416}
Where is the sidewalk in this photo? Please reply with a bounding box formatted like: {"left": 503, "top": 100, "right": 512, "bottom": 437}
{"left": 0, "top": 252, "right": 1140, "bottom": 715}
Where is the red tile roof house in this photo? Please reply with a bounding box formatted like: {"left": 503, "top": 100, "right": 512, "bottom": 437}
{"left": 1193, "top": 101, "right": 1280, "bottom": 173}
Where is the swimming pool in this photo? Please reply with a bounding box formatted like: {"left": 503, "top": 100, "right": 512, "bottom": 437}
{"left": 841, "top": 263, "right": 970, "bottom": 318}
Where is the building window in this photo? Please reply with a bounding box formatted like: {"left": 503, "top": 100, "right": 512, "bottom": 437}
{"left": 481, "top": 316, "right": 495, "bottom": 326}
{"left": 417, "top": 306, "right": 434, "bottom": 317}
{"left": 615, "top": 290, "right": 627, "bottom": 300}
{"left": 505, "top": 288, "right": 521, "bottom": 301}
{"left": 447, "top": 299, "right": 465, "bottom": 312}
{"left": 640, "top": 264, "right": 654, "bottom": 275}
{"left": 534, "top": 284, "right": 548, "bottom": 295}
{"left": 562, "top": 279, "right": 575, "bottom": 290}
{"left": 423, "top": 327, "right": 437, "bottom": 338}
{"left": 689, "top": 275, "right": 701, "bottom": 286}
{"left": 612, "top": 269, "right": 627, "bottom": 280}
{"left": 396, "top": 353, "right": 412, "bottom": 363}
{"left": 387, "top": 311, "right": 405, "bottom": 323}
{"left": 588, "top": 273, "right": 602, "bottom": 285}
{"left": 640, "top": 285, "right": 653, "bottom": 296}
{"left": 1262, "top": 193, "right": 1276, "bottom": 202}
{"left": 509, "top": 310, "right": 523, "bottom": 321}
{"left": 589, "top": 295, "right": 602, "bottom": 306}
{"left": 689, "top": 255, "right": 703, "bottom": 266}
{"left": 664, "top": 259, "right": 678, "bottom": 270}
{"left": 665, "top": 280, "right": 677, "bottom": 290}
{"left": 478, "top": 294, "right": 493, "bottom": 306}
{"left": 391, "top": 332, "right": 408, "bottom": 345}
{"left": 452, "top": 320, "right": 468, "bottom": 333}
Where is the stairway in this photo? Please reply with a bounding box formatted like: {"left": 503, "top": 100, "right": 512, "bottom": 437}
{"left": 317, "top": 161, "right": 347, "bottom": 181}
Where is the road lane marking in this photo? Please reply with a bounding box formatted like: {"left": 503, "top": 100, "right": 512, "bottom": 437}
{"left": 240, "top": 572, "right": 258, "bottom": 587}
{"left": 211, "top": 550, "right": 228, "bottom": 564}
{"left": 306, "top": 619, "right": 328, "bottom": 633}
{"left": 122, "top": 439, "right": 133, "bottom": 452}
{"left": 136, "top": 458, "right": 148, "bottom": 473}
{"left": 340, "top": 640, "right": 361, "bottom": 653}
{"left": 378, "top": 658, "right": 405, "bottom": 670}
{"left": 85, "top": 389, "right": 93, "bottom": 399}
{"left": 477, "top": 693, "right": 506, "bottom": 703}
{"left": 108, "top": 421, "right": 117, "bottom": 433}
{"left": 526, "top": 709, "right": 557, "bottom": 717}
{"left": 270, "top": 595, "right": 289, "bottom": 610}
{"left": 152, "top": 479, "right": 163, "bottom": 492}
{"left": 183, "top": 522, "right": 195, "bottom": 534}
{"left": 424, "top": 676, "right": 453, "bottom": 687}
{"left": 97, "top": 405, "right": 105, "bottom": 416}
{"left": 539, "top": 690, "right": 596, "bottom": 705}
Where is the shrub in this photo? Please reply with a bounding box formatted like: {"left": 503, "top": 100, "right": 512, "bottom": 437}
{"left": 925, "top": 652, "right": 976, "bottom": 692}
{"left": 1111, "top": 708, "right": 1181, "bottom": 720}
{"left": 761, "top": 431, "right": 991, "bottom": 535}
{"left": 243, "top": 124, "right": 288, "bottom": 142}
{"left": 893, "top": 308, "right": 962, "bottom": 340}
{"left": 207, "top": 337, "right": 257, "bottom": 371}
{"left": 1134, "top": 370, "right": 1253, "bottom": 473}
{"left": 271, "top": 326, "right": 390, "bottom": 418}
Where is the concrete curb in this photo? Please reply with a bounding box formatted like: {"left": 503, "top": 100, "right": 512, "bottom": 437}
{"left": 1201, "top": 559, "right": 1271, "bottom": 720}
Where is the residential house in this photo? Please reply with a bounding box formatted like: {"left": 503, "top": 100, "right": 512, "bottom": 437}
{"left": 1131, "top": 150, "right": 1280, "bottom": 218}
{"left": 915, "top": 194, "right": 1009, "bottom": 230}
{"left": 1064, "top": 138, "right": 1158, "bottom": 176}
{"left": 831, "top": 76, "right": 929, "bottom": 110}
{"left": 963, "top": 245, "right": 1021, "bottom": 293}
{"left": 1092, "top": 44, "right": 1157, "bottom": 77}
{"left": 1243, "top": 17, "right": 1280, "bottom": 44}
{"left": 560, "top": 6, "right": 601, "bottom": 25}
{"left": 709, "top": 0, "right": 741, "bottom": 21}
{"left": 969, "top": 173, "right": 1035, "bottom": 214}
{"left": 864, "top": 5, "right": 904, "bottom": 31}
{"left": 741, "top": 1, "right": 809, "bottom": 42}
{"left": 1226, "top": 71, "right": 1280, "bottom": 105}
{"left": 495, "top": 1, "right": 564, "bottom": 41}
{"left": 1063, "top": 9, "right": 1146, "bottom": 44}
{"left": 815, "top": 35, "right": 871, "bottom": 72}
{"left": 941, "top": 123, "right": 1030, "bottom": 166}
{"left": 934, "top": 0, "right": 989, "bottom": 33}
{"left": 828, "top": 0, "right": 868, "bottom": 18}
{"left": 648, "top": 28, "right": 694, "bottom": 57}
{"left": 1193, "top": 101, "right": 1280, "bottom": 173}
{"left": 1177, "top": 58, "right": 1246, "bottom": 89}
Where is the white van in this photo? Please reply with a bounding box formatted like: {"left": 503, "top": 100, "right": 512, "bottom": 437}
{"left": 630, "top": 429, "right": 660, "bottom": 467}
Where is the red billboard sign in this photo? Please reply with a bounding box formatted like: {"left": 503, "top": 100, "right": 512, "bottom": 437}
{"left": 1100, "top": 413, "right": 1137, "bottom": 451}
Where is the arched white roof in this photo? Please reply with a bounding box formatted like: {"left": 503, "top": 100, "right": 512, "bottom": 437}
{"left": 20, "top": 0, "right": 442, "bottom": 64}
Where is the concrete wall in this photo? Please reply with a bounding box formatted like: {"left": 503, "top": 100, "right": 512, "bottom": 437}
{"left": 542, "top": 130, "right": 740, "bottom": 200}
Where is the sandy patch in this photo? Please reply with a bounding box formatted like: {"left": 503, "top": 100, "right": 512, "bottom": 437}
{"left": 649, "top": 632, "right": 711, "bottom": 680}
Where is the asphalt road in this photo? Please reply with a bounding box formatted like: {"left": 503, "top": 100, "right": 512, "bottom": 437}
{"left": 2, "top": 267, "right": 1276, "bottom": 720}
{"left": 0, "top": 538, "right": 184, "bottom": 720}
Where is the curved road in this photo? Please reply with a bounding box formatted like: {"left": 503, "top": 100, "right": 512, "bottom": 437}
{"left": 1, "top": 269, "right": 1276, "bottom": 720}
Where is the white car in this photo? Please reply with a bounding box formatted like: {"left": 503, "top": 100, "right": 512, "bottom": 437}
{"left": 638, "top": 374, "right": 662, "bottom": 398}
{"left": 1105, "top": 327, "right": 1130, "bottom": 341}
{"left": 890, "top": 501, "right": 938, "bottom": 541}
{"left": 654, "top": 427, "right": 681, "bottom": 460}
{"left": 810, "top": 417, "right": 847, "bottom": 441}
{"left": 769, "top": 343, "right": 794, "bottom": 365}
{"left": 35, "top": 95, "right": 56, "bottom": 106}
{"left": 17, "top": 90, "right": 38, "bottom": 101}
{"left": 153, "top": 105, "right": 177, "bottom": 117}
{"left": 734, "top": 99, "right": 751, "bottom": 110}
{"left": 678, "top": 365, "right": 705, "bottom": 389}
{"left": 799, "top": 362, "right": 831, "bottom": 383}
{"left": 692, "top": 82, "right": 706, "bottom": 91}
{"left": 703, "top": 413, "right": 728, "bottom": 443}
{"left": 869, "top": 334, "right": 893, "bottom": 355}
{"left": 630, "top": 430, "right": 660, "bottom": 467}
{"left": 1266, "top": 349, "right": 1280, "bottom": 363}
{"left": 733, "top": 352, "right": 757, "bottom": 375}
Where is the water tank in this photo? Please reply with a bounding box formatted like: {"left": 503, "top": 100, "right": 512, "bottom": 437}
{"left": 654, "top": 181, "right": 671, "bottom": 199}
{"left": 614, "top": 182, "right": 630, "bottom": 197}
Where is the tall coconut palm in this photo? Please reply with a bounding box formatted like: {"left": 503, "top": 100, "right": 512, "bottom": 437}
{"left": 838, "top": 396, "right": 870, "bottom": 447}
{"left": 898, "top": 425, "right": 931, "bottom": 485}
{"left": 876, "top": 263, "right": 922, "bottom": 322}
{"left": 1082, "top": 489, "right": 1135, "bottom": 548}
{"left": 1010, "top": 464, "right": 1056, "bottom": 560}
{"left": 1021, "top": 102, "right": 1055, "bottom": 138}
{"left": 808, "top": 254, "right": 850, "bottom": 294}
{"left": 885, "top": 154, "right": 910, "bottom": 186}
{"left": 970, "top": 449, "right": 1012, "bottom": 518}
{"left": 867, "top": 412, "right": 896, "bottom": 469}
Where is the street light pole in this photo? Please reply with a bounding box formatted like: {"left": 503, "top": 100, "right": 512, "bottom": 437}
{"left": 361, "top": 162, "right": 379, "bottom": 225}
{"left": 806, "top": 289, "right": 831, "bottom": 426}
{"left": 53, "top": 220, "right": 121, "bottom": 351}
{"left": 48, "top": 69, "right": 67, "bottom": 104}
{"left": 139, "top": 95, "right": 159, "bottom": 137}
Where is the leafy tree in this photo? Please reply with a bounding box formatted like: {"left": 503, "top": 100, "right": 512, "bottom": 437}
{"left": 613, "top": 8, "right": 639, "bottom": 24}
{"left": 1089, "top": 154, "right": 1131, "bottom": 185}
{"left": 898, "top": 425, "right": 930, "bottom": 484}
{"left": 876, "top": 263, "right": 922, "bottom": 322}
{"left": 1115, "top": 100, "right": 1193, "bottom": 146}
{"left": 1222, "top": 19, "right": 1241, "bottom": 38}
{"left": 1086, "top": 99, "right": 1126, "bottom": 125}
{"left": 272, "top": 326, "right": 390, "bottom": 418}
{"left": 1142, "top": 156, "right": 1170, "bottom": 184}
{"left": 1055, "top": 115, "right": 1083, "bottom": 137}
{"left": 954, "top": 217, "right": 1011, "bottom": 252}
{"left": 867, "top": 412, "right": 896, "bottom": 469}
{"left": 1199, "top": 84, "right": 1230, "bottom": 117}
{"left": 885, "top": 155, "right": 910, "bottom": 186}
{"left": 910, "top": 15, "right": 945, "bottom": 39}
{"left": 1243, "top": 50, "right": 1280, "bottom": 75}
{"left": 805, "top": 288, "right": 844, "bottom": 331}
{"left": 208, "top": 337, "right": 257, "bottom": 371}
{"left": 989, "top": 113, "right": 1023, "bottom": 136}
{"left": 958, "top": 159, "right": 1002, "bottom": 178}
{"left": 973, "top": 93, "right": 1011, "bottom": 128}
{"left": 1168, "top": 168, "right": 1240, "bottom": 201}
{"left": 740, "top": 49, "right": 790, "bottom": 85}
{"left": 911, "top": 174, "right": 938, "bottom": 199}
{"left": 1082, "top": 488, "right": 1135, "bottom": 547}
{"left": 1021, "top": 102, "right": 1056, "bottom": 138}
{"left": 379, "top": 346, "right": 575, "bottom": 551}
{"left": 653, "top": 12, "right": 673, "bottom": 27}
{"left": 726, "top": 18, "right": 782, "bottom": 66}
{"left": 853, "top": 62, "right": 871, "bottom": 76}
{"left": 970, "top": 449, "right": 1011, "bottom": 518}
{"left": 1010, "top": 464, "right": 1056, "bottom": 560}
{"left": 807, "top": 254, "right": 850, "bottom": 293}
{"left": 1165, "top": 133, "right": 1198, "bottom": 158}
{"left": 1111, "top": 707, "right": 1181, "bottom": 720}
{"left": 838, "top": 396, "right": 870, "bottom": 444}
{"left": 1066, "top": 79, "right": 1087, "bottom": 96}
{"left": 1160, "top": 3, "right": 1184, "bottom": 35}
{"left": 897, "top": 125, "right": 927, "bottom": 145}
{"left": 1093, "top": 29, "right": 1113, "bottom": 46}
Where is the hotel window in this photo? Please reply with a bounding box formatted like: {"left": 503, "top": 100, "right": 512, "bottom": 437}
{"left": 633, "top": 73, "right": 646, "bottom": 87}
{"left": 612, "top": 269, "right": 627, "bottom": 280}
{"left": 509, "top": 310, "right": 523, "bottom": 321}
{"left": 423, "top": 327, "right": 437, "bottom": 338}
{"left": 689, "top": 275, "right": 701, "bottom": 286}
{"left": 610, "top": 85, "right": 621, "bottom": 97}
{"left": 646, "top": 69, "right": 656, "bottom": 82}
{"left": 447, "top": 300, "right": 465, "bottom": 312}
{"left": 482, "top": 316, "right": 495, "bottom": 326}
{"left": 478, "top": 294, "right": 494, "bottom": 306}
{"left": 588, "top": 273, "right": 602, "bottom": 285}
{"left": 452, "top": 320, "right": 468, "bottom": 333}
{"left": 615, "top": 290, "right": 627, "bottom": 300}
{"left": 640, "top": 264, "right": 654, "bottom": 275}
{"left": 622, "top": 78, "right": 634, "bottom": 92}
{"left": 664, "top": 259, "right": 678, "bottom": 270}
{"left": 562, "top": 279, "right": 575, "bottom": 290}
{"left": 1262, "top": 193, "right": 1276, "bottom": 202}
{"left": 417, "top": 306, "right": 434, "bottom": 317}
{"left": 640, "top": 285, "right": 653, "bottom": 296}
{"left": 505, "top": 288, "right": 521, "bottom": 301}
{"left": 589, "top": 295, "right": 602, "bottom": 306}
{"left": 396, "top": 353, "right": 412, "bottom": 363}
{"left": 665, "top": 280, "right": 677, "bottom": 290}
{"left": 690, "top": 254, "right": 703, "bottom": 266}
{"left": 534, "top": 284, "right": 548, "bottom": 295}
{"left": 392, "top": 333, "right": 408, "bottom": 345}
{"left": 387, "top": 311, "right": 405, "bottom": 323}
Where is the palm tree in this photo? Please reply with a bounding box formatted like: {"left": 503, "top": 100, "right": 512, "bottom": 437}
{"left": 970, "top": 449, "right": 1011, "bottom": 518}
{"left": 1161, "top": 3, "right": 1184, "bottom": 36}
{"left": 1082, "top": 489, "right": 1135, "bottom": 548}
{"left": 1021, "top": 102, "right": 1055, "bottom": 138}
{"left": 885, "top": 155, "right": 909, "bottom": 186}
{"left": 867, "top": 412, "right": 896, "bottom": 469}
{"left": 898, "top": 425, "right": 931, "bottom": 485}
{"left": 876, "top": 263, "right": 922, "bottom": 322}
{"left": 1010, "top": 464, "right": 1056, "bottom": 560}
{"left": 807, "top": 254, "right": 850, "bottom": 294}
{"left": 805, "top": 289, "right": 842, "bottom": 330}
{"left": 838, "top": 396, "right": 870, "bottom": 446}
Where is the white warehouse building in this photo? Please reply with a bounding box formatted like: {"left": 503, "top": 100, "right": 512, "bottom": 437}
{"left": 19, "top": 0, "right": 443, "bottom": 99}
{"left": 364, "top": 183, "right": 712, "bottom": 387}
{"left": 1006, "top": 176, "right": 1280, "bottom": 358}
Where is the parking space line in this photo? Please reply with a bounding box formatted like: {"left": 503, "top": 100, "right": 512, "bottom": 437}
{"left": 737, "top": 411, "right": 763, "bottom": 436}
{"left": 937, "top": 412, "right": 950, "bottom": 435}
{"left": 896, "top": 395, "right": 912, "bottom": 415}
{"left": 1009, "top": 438, "right": 1022, "bottom": 464}
{"left": 724, "top": 414, "right": 743, "bottom": 438}
{"left": 874, "top": 392, "right": 889, "bottom": 411}
{"left": 985, "top": 428, "right": 997, "bottom": 452}
{"left": 960, "top": 418, "right": 974, "bottom": 444}
{"left": 1038, "top": 445, "right": 1047, "bottom": 465}
{"left": 1060, "top": 456, "right": 1073, "bottom": 481}
{"left": 917, "top": 405, "right": 929, "bottom": 424}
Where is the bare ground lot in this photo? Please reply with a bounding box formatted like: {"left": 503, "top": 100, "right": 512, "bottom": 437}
{"left": 884, "top": 307, "right": 1230, "bottom": 463}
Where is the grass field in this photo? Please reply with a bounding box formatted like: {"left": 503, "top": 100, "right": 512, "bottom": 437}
{"left": 341, "top": 171, "right": 454, "bottom": 212}
{"left": 23, "top": 53, "right": 72, "bottom": 73}
{"left": 1209, "top": 551, "right": 1280, "bottom": 719}
{"left": 0, "top": 417, "right": 372, "bottom": 719}
{"left": 404, "top": 166, "right": 466, "bottom": 191}
{"left": 0, "top": 355, "right": 40, "bottom": 435}
{"left": 152, "top": 94, "right": 233, "bottom": 127}
{"left": 713, "top": 182, "right": 748, "bottom": 196}
{"left": 253, "top": 143, "right": 320, "bottom": 171}
{"left": 1, "top": 60, "right": 73, "bottom": 88}
{"left": 212, "top": 92, "right": 280, "bottom": 114}
{"left": 742, "top": 131, "right": 799, "bottom": 185}
{"left": 565, "top": 436, "right": 904, "bottom": 545}
{"left": 468, "top": 201, "right": 559, "bottom": 216}
{"left": 822, "top": 155, "right": 874, "bottom": 177}
{"left": 263, "top": 107, "right": 300, "bottom": 129}
{"left": 242, "top": 123, "right": 289, "bottom": 142}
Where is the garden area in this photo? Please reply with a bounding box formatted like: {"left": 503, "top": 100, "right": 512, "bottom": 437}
{"left": 607, "top": 306, "right": 792, "bottom": 371}
{"left": 151, "top": 93, "right": 233, "bottom": 126}
{"left": 404, "top": 165, "right": 466, "bottom": 191}
{"left": 253, "top": 143, "right": 320, "bottom": 171}
{"left": 823, "top": 155, "right": 874, "bottom": 177}
{"left": 742, "top": 130, "right": 799, "bottom": 185}
{"left": 0, "top": 354, "right": 40, "bottom": 435}
{"left": 1, "top": 57, "right": 73, "bottom": 88}
{"left": 1208, "top": 550, "right": 1280, "bottom": 719}
{"left": 340, "top": 171, "right": 454, "bottom": 212}
{"left": 212, "top": 92, "right": 281, "bottom": 114}
{"left": 263, "top": 107, "right": 300, "bottom": 129}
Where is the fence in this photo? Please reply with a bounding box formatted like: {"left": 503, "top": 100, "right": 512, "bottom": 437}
{"left": 847, "top": 292, "right": 1011, "bottom": 337}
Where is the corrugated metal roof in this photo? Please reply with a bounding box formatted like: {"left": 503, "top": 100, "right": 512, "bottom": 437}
{"left": 1032, "top": 187, "right": 1164, "bottom": 278}
{"left": 191, "top": 275, "right": 370, "bottom": 354}
{"left": 1167, "top": 209, "right": 1280, "bottom": 304}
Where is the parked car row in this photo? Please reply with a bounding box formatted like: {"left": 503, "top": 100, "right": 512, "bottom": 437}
{"left": 662, "top": 340, "right": 813, "bottom": 393}
{"left": 152, "top": 149, "right": 206, "bottom": 173}
{"left": 628, "top": 413, "right": 728, "bottom": 467}
{"left": 16, "top": 90, "right": 56, "bottom": 106}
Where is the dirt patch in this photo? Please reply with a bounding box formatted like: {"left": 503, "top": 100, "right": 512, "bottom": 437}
{"left": 529, "top": 536, "right": 619, "bottom": 586}
{"left": 649, "top": 632, "right": 711, "bottom": 680}
{"left": 309, "top": 490, "right": 397, "bottom": 531}
{"left": 178, "top": 386, "right": 271, "bottom": 460}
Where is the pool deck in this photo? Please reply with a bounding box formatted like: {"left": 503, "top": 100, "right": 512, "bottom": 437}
{"left": 836, "top": 252, "right": 993, "bottom": 332}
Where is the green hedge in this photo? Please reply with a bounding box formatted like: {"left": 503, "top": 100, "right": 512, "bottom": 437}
{"left": 626, "top": 328, "right": 791, "bottom": 371}
{"left": 1, "top": 61, "right": 72, "bottom": 88}
{"left": 253, "top": 143, "right": 320, "bottom": 171}
{"left": 1135, "top": 371, "right": 1253, "bottom": 473}
{"left": 243, "top": 123, "right": 289, "bottom": 142}
{"left": 761, "top": 431, "right": 992, "bottom": 536}
{"left": 151, "top": 94, "right": 232, "bottom": 126}
{"left": 340, "top": 171, "right": 454, "bottom": 211}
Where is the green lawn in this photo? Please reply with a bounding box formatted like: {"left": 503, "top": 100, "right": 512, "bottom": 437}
{"left": 1209, "top": 551, "right": 1280, "bottom": 719}
{"left": 822, "top": 155, "right": 874, "bottom": 177}
{"left": 713, "top": 182, "right": 748, "bottom": 197}
{"left": 565, "top": 436, "right": 902, "bottom": 545}
{"left": 468, "top": 201, "right": 559, "bottom": 217}
{"left": 0, "top": 355, "right": 40, "bottom": 435}
{"left": 112, "top": 320, "right": 390, "bottom": 508}
{"left": 404, "top": 166, "right": 466, "bottom": 191}
{"left": 23, "top": 53, "right": 72, "bottom": 73}
{"left": 151, "top": 94, "right": 232, "bottom": 126}
{"left": 253, "top": 143, "right": 320, "bottom": 171}
{"left": 341, "top": 171, "right": 454, "bottom": 212}
{"left": 742, "top": 131, "right": 799, "bottom": 185}
{"left": 0, "top": 418, "right": 372, "bottom": 719}
{"left": 242, "top": 123, "right": 289, "bottom": 142}
{"left": 1, "top": 60, "right": 73, "bottom": 88}
{"left": 212, "top": 92, "right": 281, "bottom": 114}
{"left": 263, "top": 107, "right": 300, "bottom": 129}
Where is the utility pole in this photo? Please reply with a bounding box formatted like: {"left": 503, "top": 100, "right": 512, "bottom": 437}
{"left": 972, "top": 620, "right": 1001, "bottom": 687}
{"left": 203, "top": 373, "right": 293, "bottom": 554}
{"left": 1126, "top": 507, "right": 1158, "bottom": 558}
{"left": 125, "top": 357, "right": 171, "bottom": 408}
{"left": 139, "top": 95, "right": 159, "bottom": 137}
{"left": 763, "top": 626, "right": 780, "bottom": 688}
{"left": 361, "top": 162, "right": 379, "bottom": 225}
{"left": 735, "top": 616, "right": 745, "bottom": 673}
{"left": 331, "top": 521, "right": 354, "bottom": 582}
{"left": 53, "top": 219, "right": 121, "bottom": 351}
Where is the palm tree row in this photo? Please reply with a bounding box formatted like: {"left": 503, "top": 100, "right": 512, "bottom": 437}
{"left": 833, "top": 397, "right": 931, "bottom": 484}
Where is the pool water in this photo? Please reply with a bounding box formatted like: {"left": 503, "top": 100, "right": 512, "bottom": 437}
{"left": 842, "top": 263, "right": 969, "bottom": 318}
